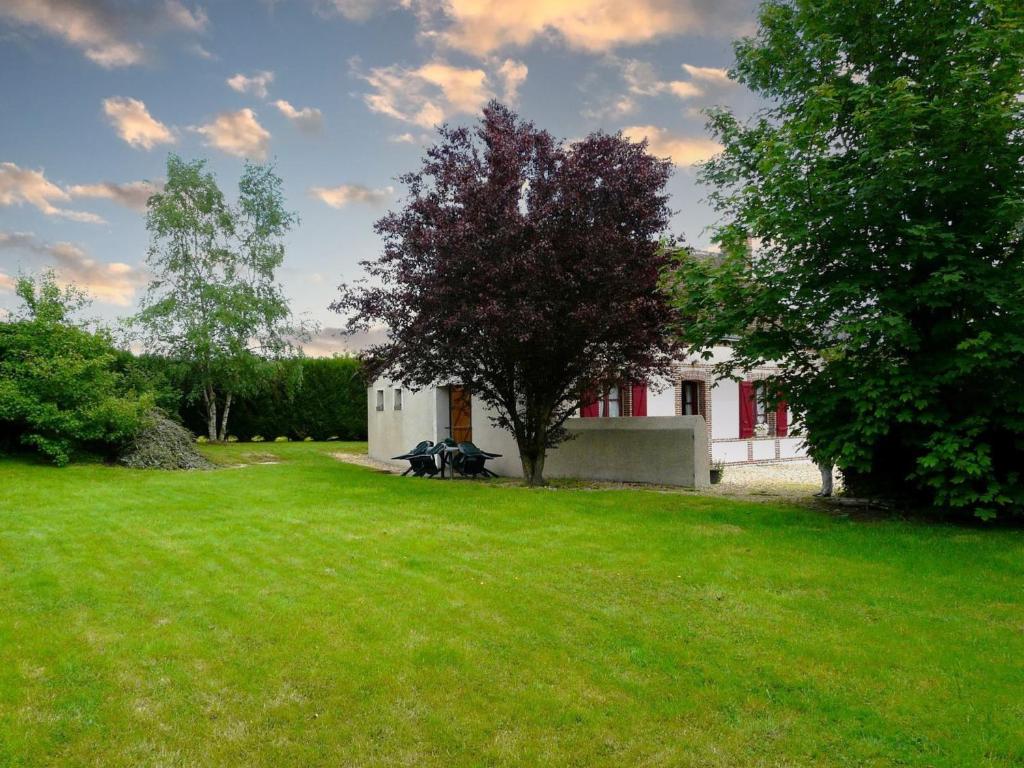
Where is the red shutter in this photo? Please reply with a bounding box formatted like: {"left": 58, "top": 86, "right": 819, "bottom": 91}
{"left": 776, "top": 400, "right": 788, "bottom": 437}
{"left": 581, "top": 390, "right": 599, "bottom": 418}
{"left": 630, "top": 382, "right": 648, "bottom": 417}
{"left": 739, "top": 381, "right": 755, "bottom": 439}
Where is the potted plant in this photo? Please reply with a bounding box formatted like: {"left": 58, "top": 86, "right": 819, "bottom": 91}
{"left": 710, "top": 461, "right": 725, "bottom": 484}
{"left": 754, "top": 422, "right": 770, "bottom": 438}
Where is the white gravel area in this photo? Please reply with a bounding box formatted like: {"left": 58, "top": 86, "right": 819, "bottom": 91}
{"left": 709, "top": 460, "right": 842, "bottom": 499}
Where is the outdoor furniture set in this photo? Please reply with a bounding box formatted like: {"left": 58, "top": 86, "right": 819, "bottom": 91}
{"left": 391, "top": 439, "right": 502, "bottom": 479}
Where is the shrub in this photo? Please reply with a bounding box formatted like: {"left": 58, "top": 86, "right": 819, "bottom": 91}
{"left": 274, "top": 436, "right": 289, "bottom": 442}
{"left": 251, "top": 435, "right": 265, "bottom": 442}
{"left": 303, "top": 436, "right": 314, "bottom": 442}
{"left": 0, "top": 274, "right": 149, "bottom": 465}
{"left": 118, "top": 410, "right": 214, "bottom": 470}
{"left": 196, "top": 435, "right": 209, "bottom": 444}
{"left": 227, "top": 435, "right": 238, "bottom": 442}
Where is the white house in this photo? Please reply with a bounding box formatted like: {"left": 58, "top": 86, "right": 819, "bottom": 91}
{"left": 367, "top": 344, "right": 807, "bottom": 484}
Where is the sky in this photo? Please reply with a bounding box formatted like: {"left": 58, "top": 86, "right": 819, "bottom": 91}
{"left": 0, "top": 0, "right": 762, "bottom": 354}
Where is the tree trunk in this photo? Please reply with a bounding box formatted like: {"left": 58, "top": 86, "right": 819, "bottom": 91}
{"left": 218, "top": 392, "right": 233, "bottom": 442}
{"left": 520, "top": 449, "right": 547, "bottom": 486}
{"left": 518, "top": 423, "right": 548, "bottom": 487}
{"left": 203, "top": 386, "right": 218, "bottom": 441}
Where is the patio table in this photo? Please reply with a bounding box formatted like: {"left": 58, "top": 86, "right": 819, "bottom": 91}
{"left": 435, "top": 443, "right": 462, "bottom": 479}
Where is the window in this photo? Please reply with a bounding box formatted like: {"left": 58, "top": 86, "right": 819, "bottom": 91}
{"left": 393, "top": 388, "right": 403, "bottom": 410}
{"left": 604, "top": 386, "right": 621, "bottom": 417}
{"left": 375, "top": 389, "right": 384, "bottom": 411}
{"left": 581, "top": 386, "right": 625, "bottom": 418}
{"left": 681, "top": 380, "right": 702, "bottom": 416}
{"left": 754, "top": 382, "right": 769, "bottom": 424}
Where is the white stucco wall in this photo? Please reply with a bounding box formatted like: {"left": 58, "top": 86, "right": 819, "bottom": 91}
{"left": 647, "top": 377, "right": 676, "bottom": 417}
{"left": 367, "top": 378, "right": 447, "bottom": 462}
{"left": 710, "top": 380, "right": 740, "bottom": 440}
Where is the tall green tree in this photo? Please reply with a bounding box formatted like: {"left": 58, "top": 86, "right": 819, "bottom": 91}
{"left": 134, "top": 155, "right": 302, "bottom": 441}
{"left": 673, "top": 0, "right": 1024, "bottom": 518}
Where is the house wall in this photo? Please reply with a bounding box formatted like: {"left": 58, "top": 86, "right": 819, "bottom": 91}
{"left": 367, "top": 378, "right": 445, "bottom": 462}
{"left": 710, "top": 380, "right": 740, "bottom": 440}
{"left": 647, "top": 377, "right": 676, "bottom": 417}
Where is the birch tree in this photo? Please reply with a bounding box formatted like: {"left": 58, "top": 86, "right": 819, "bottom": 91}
{"left": 134, "top": 155, "right": 299, "bottom": 441}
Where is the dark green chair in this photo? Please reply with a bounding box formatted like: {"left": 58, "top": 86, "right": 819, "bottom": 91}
{"left": 453, "top": 441, "right": 502, "bottom": 478}
{"left": 392, "top": 441, "right": 437, "bottom": 476}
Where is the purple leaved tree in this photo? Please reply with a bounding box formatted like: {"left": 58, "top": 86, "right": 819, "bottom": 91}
{"left": 333, "top": 102, "right": 679, "bottom": 485}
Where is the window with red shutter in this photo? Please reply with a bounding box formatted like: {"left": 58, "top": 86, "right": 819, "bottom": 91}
{"left": 580, "top": 390, "right": 599, "bottom": 418}
{"left": 776, "top": 400, "right": 789, "bottom": 437}
{"left": 630, "top": 382, "right": 648, "bottom": 416}
{"left": 739, "top": 381, "right": 755, "bottom": 438}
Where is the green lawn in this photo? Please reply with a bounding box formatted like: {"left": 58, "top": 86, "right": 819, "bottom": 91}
{"left": 1, "top": 443, "right": 1022, "bottom": 767}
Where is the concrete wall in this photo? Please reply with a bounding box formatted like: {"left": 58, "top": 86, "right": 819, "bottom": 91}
{"left": 459, "top": 402, "right": 708, "bottom": 487}
{"left": 545, "top": 416, "right": 709, "bottom": 487}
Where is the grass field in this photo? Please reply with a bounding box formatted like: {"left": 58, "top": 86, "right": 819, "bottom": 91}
{"left": 1, "top": 442, "right": 1022, "bottom": 767}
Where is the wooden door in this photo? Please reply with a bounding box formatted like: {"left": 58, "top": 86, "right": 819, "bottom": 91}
{"left": 450, "top": 386, "right": 472, "bottom": 443}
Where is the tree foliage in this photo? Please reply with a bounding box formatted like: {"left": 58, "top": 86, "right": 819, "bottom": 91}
{"left": 334, "top": 102, "right": 678, "bottom": 484}
{"left": 133, "top": 155, "right": 303, "bottom": 442}
{"left": 0, "top": 272, "right": 149, "bottom": 465}
{"left": 673, "top": 0, "right": 1024, "bottom": 518}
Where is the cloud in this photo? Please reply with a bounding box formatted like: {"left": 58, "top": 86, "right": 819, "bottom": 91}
{"left": 193, "top": 109, "right": 271, "bottom": 160}
{"left": 273, "top": 100, "right": 324, "bottom": 133}
{"left": 681, "top": 63, "right": 733, "bottom": 86}
{"left": 310, "top": 184, "right": 394, "bottom": 208}
{"left": 496, "top": 59, "right": 528, "bottom": 103}
{"left": 621, "top": 125, "right": 721, "bottom": 166}
{"left": 621, "top": 58, "right": 703, "bottom": 100}
{"left": 418, "top": 0, "right": 752, "bottom": 57}
{"left": 102, "top": 97, "right": 175, "bottom": 150}
{"left": 0, "top": 231, "right": 146, "bottom": 305}
{"left": 0, "top": 0, "right": 209, "bottom": 67}
{"left": 164, "top": 0, "right": 208, "bottom": 32}
{"left": 227, "top": 70, "right": 275, "bottom": 98}
{"left": 67, "top": 180, "right": 163, "bottom": 213}
{"left": 357, "top": 60, "right": 492, "bottom": 127}
{"left": 189, "top": 42, "right": 217, "bottom": 60}
{"left": 315, "top": 0, "right": 389, "bottom": 22}
{"left": 0, "top": 162, "right": 105, "bottom": 224}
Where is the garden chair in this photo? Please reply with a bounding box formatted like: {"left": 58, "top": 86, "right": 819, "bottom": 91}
{"left": 392, "top": 440, "right": 438, "bottom": 477}
{"left": 453, "top": 441, "right": 502, "bottom": 478}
